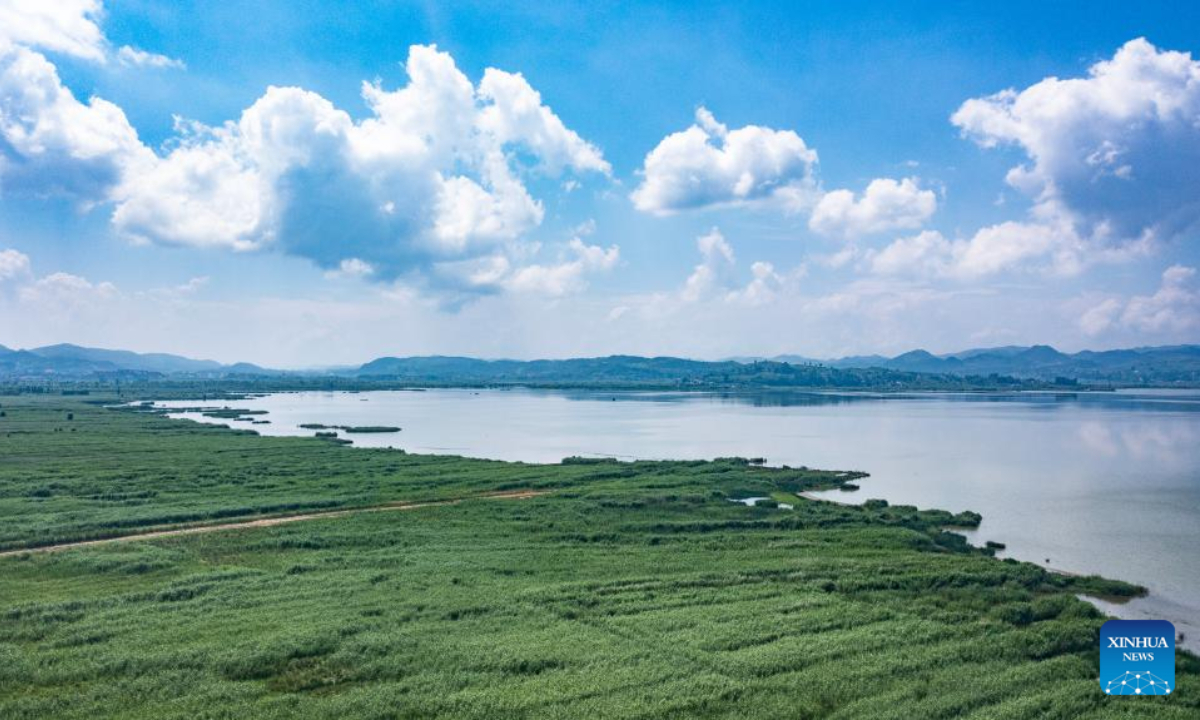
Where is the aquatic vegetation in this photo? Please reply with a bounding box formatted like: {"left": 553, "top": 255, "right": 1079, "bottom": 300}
{"left": 0, "top": 394, "right": 1193, "bottom": 719}
{"left": 300, "top": 423, "right": 400, "bottom": 433}
{"left": 198, "top": 408, "right": 269, "bottom": 419}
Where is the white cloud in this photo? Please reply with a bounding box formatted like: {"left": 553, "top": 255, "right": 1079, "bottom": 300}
{"left": 139, "top": 275, "right": 209, "bottom": 302}
{"left": 0, "top": 42, "right": 608, "bottom": 299}
{"left": 631, "top": 107, "right": 818, "bottom": 215}
{"left": 869, "top": 221, "right": 1083, "bottom": 279}
{"left": 568, "top": 238, "right": 620, "bottom": 271}
{"left": 868, "top": 230, "right": 955, "bottom": 277}
{"left": 953, "top": 38, "right": 1200, "bottom": 247}
{"left": 116, "top": 45, "right": 184, "bottom": 70}
{"left": 430, "top": 161, "right": 544, "bottom": 253}
{"left": 0, "top": 0, "right": 106, "bottom": 62}
{"left": 0, "top": 250, "right": 98, "bottom": 298}
{"left": 18, "top": 270, "right": 116, "bottom": 305}
{"left": 1120, "top": 265, "right": 1199, "bottom": 333}
{"left": 476, "top": 69, "right": 610, "bottom": 176}
{"left": 809, "top": 177, "right": 936, "bottom": 238}
{"left": 0, "top": 44, "right": 151, "bottom": 200}
{"left": 428, "top": 222, "right": 618, "bottom": 300}
{"left": 675, "top": 227, "right": 796, "bottom": 306}
{"left": 802, "top": 279, "right": 952, "bottom": 324}
{"left": 951, "top": 222, "right": 1064, "bottom": 278}
{"left": 860, "top": 37, "right": 1198, "bottom": 283}
{"left": 502, "top": 238, "right": 619, "bottom": 297}
{"left": 0, "top": 2, "right": 182, "bottom": 71}
{"left": 171, "top": 276, "right": 208, "bottom": 294}
{"left": 1078, "top": 298, "right": 1123, "bottom": 336}
{"left": 1077, "top": 265, "right": 1199, "bottom": 337}
{"left": 681, "top": 227, "right": 736, "bottom": 301}
{"left": 813, "top": 246, "right": 858, "bottom": 270}
{"left": 0, "top": 249, "right": 1171, "bottom": 366}
{"left": 606, "top": 305, "right": 630, "bottom": 322}
{"left": 324, "top": 258, "right": 375, "bottom": 280}
{"left": 0, "top": 247, "right": 31, "bottom": 282}
{"left": 112, "top": 46, "right": 606, "bottom": 288}
{"left": 726, "top": 261, "right": 784, "bottom": 306}
{"left": 110, "top": 112, "right": 267, "bottom": 248}
{"left": 2, "top": 256, "right": 218, "bottom": 337}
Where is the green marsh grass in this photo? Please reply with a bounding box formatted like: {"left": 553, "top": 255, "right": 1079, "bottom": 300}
{"left": 0, "top": 394, "right": 1195, "bottom": 719}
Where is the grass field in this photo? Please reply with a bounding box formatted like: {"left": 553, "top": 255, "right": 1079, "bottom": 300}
{"left": 1, "top": 394, "right": 1196, "bottom": 719}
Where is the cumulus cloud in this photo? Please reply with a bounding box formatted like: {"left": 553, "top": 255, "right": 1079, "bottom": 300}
{"left": 0, "top": 4, "right": 605, "bottom": 301}
{"left": 0, "top": 2, "right": 183, "bottom": 70}
{"left": 0, "top": 247, "right": 31, "bottom": 282}
{"left": 1078, "top": 298, "right": 1124, "bottom": 337}
{"left": 502, "top": 238, "right": 620, "bottom": 297}
{"left": 802, "top": 279, "right": 952, "bottom": 324}
{"left": 631, "top": 107, "right": 818, "bottom": 215}
{"left": 0, "top": 40, "right": 609, "bottom": 298}
{"left": 631, "top": 112, "right": 935, "bottom": 246}
{"left": 0, "top": 44, "right": 151, "bottom": 200}
{"left": 1078, "top": 265, "right": 1199, "bottom": 336}
{"left": 18, "top": 270, "right": 117, "bottom": 305}
{"left": 681, "top": 227, "right": 736, "bottom": 301}
{"left": 868, "top": 222, "right": 1070, "bottom": 279}
{"left": 809, "top": 177, "right": 937, "bottom": 238}
{"left": 1, "top": 250, "right": 215, "bottom": 318}
{"left": 324, "top": 258, "right": 375, "bottom": 280}
{"left": 0, "top": 0, "right": 106, "bottom": 62}
{"left": 676, "top": 227, "right": 794, "bottom": 306}
{"left": 868, "top": 230, "right": 954, "bottom": 277}
{"left": 476, "top": 69, "right": 610, "bottom": 176}
{"left": 1119, "top": 265, "right": 1199, "bottom": 333}
{"left": 426, "top": 218, "right": 619, "bottom": 301}
{"left": 953, "top": 38, "right": 1200, "bottom": 249}
{"left": 952, "top": 221, "right": 1071, "bottom": 277}
{"left": 726, "top": 261, "right": 784, "bottom": 306}
{"left": 116, "top": 46, "right": 606, "bottom": 286}
{"left": 116, "top": 45, "right": 184, "bottom": 70}
{"left": 113, "top": 87, "right": 351, "bottom": 251}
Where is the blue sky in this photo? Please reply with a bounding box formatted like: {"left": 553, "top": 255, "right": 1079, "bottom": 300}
{"left": 1, "top": 1, "right": 1198, "bottom": 366}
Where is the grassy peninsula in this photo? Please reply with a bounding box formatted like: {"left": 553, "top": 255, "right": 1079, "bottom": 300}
{"left": 0, "top": 394, "right": 1195, "bottom": 719}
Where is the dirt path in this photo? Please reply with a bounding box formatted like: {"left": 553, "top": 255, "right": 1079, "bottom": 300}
{"left": 0, "top": 489, "right": 548, "bottom": 558}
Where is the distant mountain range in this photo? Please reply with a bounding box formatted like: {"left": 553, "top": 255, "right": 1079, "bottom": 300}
{"left": 2, "top": 342, "right": 1199, "bottom": 386}
{"left": 357, "top": 355, "right": 725, "bottom": 383}
{"left": 0, "top": 344, "right": 274, "bottom": 379}
{"left": 353, "top": 354, "right": 1050, "bottom": 390}
{"left": 746, "top": 345, "right": 1200, "bottom": 384}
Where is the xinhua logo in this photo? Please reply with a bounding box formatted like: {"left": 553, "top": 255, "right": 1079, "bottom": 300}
{"left": 1100, "top": 619, "right": 1175, "bottom": 696}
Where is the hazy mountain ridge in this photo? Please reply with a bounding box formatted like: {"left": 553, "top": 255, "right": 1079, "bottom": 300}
{"left": 357, "top": 355, "right": 729, "bottom": 383}
{"left": 752, "top": 344, "right": 1200, "bottom": 384}
{"left": 0, "top": 344, "right": 277, "bottom": 379}
{"left": 3, "top": 342, "right": 1199, "bottom": 386}
{"left": 354, "top": 355, "right": 1057, "bottom": 390}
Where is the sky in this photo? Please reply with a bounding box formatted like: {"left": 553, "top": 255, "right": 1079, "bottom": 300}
{"left": 0, "top": 0, "right": 1198, "bottom": 367}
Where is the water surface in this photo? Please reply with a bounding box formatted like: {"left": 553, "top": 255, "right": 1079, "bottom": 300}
{"left": 157, "top": 388, "right": 1200, "bottom": 649}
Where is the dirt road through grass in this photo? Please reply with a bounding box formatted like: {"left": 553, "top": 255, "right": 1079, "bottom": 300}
{"left": 0, "top": 489, "right": 548, "bottom": 557}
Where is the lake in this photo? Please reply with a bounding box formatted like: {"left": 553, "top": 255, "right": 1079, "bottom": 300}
{"left": 156, "top": 388, "right": 1200, "bottom": 650}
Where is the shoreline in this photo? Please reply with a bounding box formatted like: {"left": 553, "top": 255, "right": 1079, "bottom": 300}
{"left": 147, "top": 388, "right": 1190, "bottom": 643}
{"left": 3, "top": 392, "right": 1197, "bottom": 717}
{"left": 129, "top": 394, "right": 1200, "bottom": 661}
{"left": 798, "top": 486, "right": 1200, "bottom": 657}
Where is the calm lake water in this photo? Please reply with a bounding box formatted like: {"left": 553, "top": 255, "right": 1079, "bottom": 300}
{"left": 157, "top": 388, "right": 1200, "bottom": 649}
